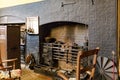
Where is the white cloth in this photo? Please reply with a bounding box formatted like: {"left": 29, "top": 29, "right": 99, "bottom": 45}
{"left": 0, "top": 69, "right": 22, "bottom": 79}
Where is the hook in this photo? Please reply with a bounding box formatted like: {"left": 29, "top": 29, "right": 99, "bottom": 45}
{"left": 91, "top": 0, "right": 95, "bottom": 5}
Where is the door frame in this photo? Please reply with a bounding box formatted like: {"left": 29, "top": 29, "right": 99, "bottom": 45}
{"left": 117, "top": 0, "right": 120, "bottom": 77}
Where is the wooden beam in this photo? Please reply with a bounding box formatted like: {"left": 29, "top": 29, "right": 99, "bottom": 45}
{"left": 117, "top": 0, "right": 120, "bottom": 77}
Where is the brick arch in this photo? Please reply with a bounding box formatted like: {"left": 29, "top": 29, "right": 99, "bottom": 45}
{"left": 40, "top": 21, "right": 87, "bottom": 28}
{"left": 40, "top": 21, "right": 88, "bottom": 45}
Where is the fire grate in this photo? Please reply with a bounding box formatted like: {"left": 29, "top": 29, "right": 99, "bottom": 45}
{"left": 42, "top": 42, "right": 87, "bottom": 67}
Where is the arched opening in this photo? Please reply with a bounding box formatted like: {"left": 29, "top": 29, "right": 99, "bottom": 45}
{"left": 39, "top": 21, "right": 89, "bottom": 68}
{"left": 40, "top": 21, "right": 88, "bottom": 46}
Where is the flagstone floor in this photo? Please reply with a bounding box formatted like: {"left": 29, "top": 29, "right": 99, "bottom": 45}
{"left": 21, "top": 64, "right": 52, "bottom": 80}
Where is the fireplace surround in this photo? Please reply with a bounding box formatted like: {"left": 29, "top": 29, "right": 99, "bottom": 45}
{"left": 38, "top": 21, "right": 88, "bottom": 69}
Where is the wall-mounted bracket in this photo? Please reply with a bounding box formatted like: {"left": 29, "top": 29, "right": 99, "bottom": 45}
{"left": 61, "top": 1, "right": 76, "bottom": 7}
{"left": 91, "top": 0, "right": 95, "bottom": 5}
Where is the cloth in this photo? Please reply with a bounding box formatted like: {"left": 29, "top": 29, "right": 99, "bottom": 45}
{"left": 0, "top": 69, "right": 21, "bottom": 79}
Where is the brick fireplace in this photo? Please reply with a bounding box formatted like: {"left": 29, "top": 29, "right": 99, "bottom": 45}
{"left": 38, "top": 21, "right": 88, "bottom": 69}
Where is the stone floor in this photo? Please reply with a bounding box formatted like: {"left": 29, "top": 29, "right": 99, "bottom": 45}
{"left": 21, "top": 64, "right": 52, "bottom": 80}
{"left": 21, "top": 64, "right": 120, "bottom": 80}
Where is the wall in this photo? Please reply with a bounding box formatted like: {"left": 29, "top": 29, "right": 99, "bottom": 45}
{"left": 89, "top": 0, "right": 117, "bottom": 59}
{"left": 0, "top": 0, "right": 90, "bottom": 24}
{"left": 50, "top": 24, "right": 88, "bottom": 46}
{"left": 0, "top": 0, "right": 117, "bottom": 62}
